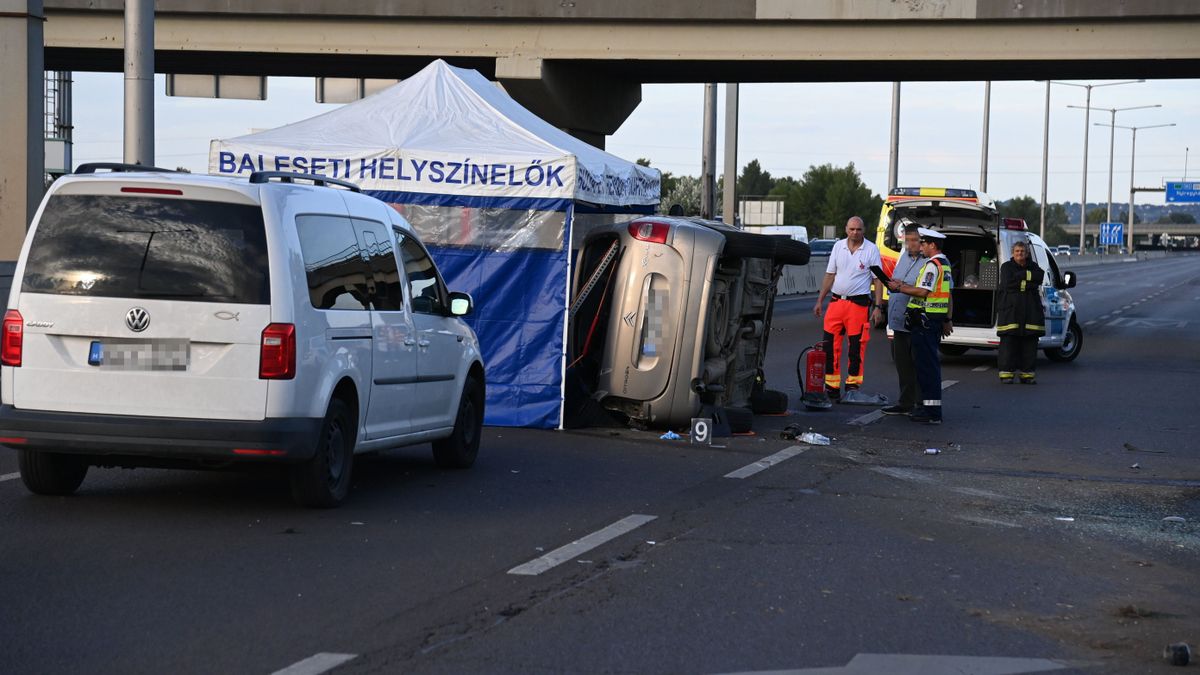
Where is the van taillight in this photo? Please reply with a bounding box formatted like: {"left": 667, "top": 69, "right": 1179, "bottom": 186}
{"left": 2, "top": 310, "right": 23, "bottom": 367}
{"left": 629, "top": 221, "right": 670, "bottom": 244}
{"left": 259, "top": 323, "right": 295, "bottom": 379}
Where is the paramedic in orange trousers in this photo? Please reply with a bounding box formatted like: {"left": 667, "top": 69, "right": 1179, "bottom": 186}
{"left": 813, "top": 216, "right": 884, "bottom": 401}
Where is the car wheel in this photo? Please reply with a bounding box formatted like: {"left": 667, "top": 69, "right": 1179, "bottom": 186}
{"left": 720, "top": 406, "right": 754, "bottom": 434}
{"left": 433, "top": 375, "right": 484, "bottom": 469}
{"left": 773, "top": 239, "right": 811, "bottom": 266}
{"left": 938, "top": 344, "right": 970, "bottom": 357}
{"left": 1045, "top": 320, "right": 1083, "bottom": 362}
{"left": 19, "top": 450, "right": 88, "bottom": 496}
{"left": 721, "top": 231, "right": 779, "bottom": 260}
{"left": 750, "top": 388, "right": 789, "bottom": 415}
{"left": 290, "top": 398, "right": 354, "bottom": 508}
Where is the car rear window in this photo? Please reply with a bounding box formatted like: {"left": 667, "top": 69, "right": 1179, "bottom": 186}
{"left": 21, "top": 194, "right": 270, "bottom": 304}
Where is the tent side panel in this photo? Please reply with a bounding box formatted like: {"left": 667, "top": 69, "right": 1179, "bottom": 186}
{"left": 430, "top": 245, "right": 567, "bottom": 429}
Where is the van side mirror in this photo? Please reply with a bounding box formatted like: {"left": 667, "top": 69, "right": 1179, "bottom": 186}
{"left": 449, "top": 291, "right": 474, "bottom": 316}
{"left": 1061, "top": 271, "right": 1077, "bottom": 289}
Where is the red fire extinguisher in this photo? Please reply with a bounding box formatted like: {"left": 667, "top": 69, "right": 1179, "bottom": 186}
{"left": 796, "top": 341, "right": 832, "bottom": 410}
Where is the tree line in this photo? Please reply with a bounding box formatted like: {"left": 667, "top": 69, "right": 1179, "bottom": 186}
{"left": 639, "top": 158, "right": 1196, "bottom": 244}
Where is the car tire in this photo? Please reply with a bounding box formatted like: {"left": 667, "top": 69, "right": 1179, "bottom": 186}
{"left": 773, "top": 239, "right": 811, "bottom": 266}
{"left": 721, "top": 231, "right": 778, "bottom": 260}
{"left": 433, "top": 375, "right": 484, "bottom": 469}
{"left": 720, "top": 406, "right": 754, "bottom": 434}
{"left": 750, "top": 388, "right": 789, "bottom": 415}
{"left": 290, "top": 398, "right": 355, "bottom": 508}
{"left": 1045, "top": 319, "right": 1083, "bottom": 362}
{"left": 19, "top": 450, "right": 88, "bottom": 496}
{"left": 938, "top": 344, "right": 970, "bottom": 357}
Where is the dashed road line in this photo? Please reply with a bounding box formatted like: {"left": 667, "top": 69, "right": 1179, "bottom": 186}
{"left": 725, "top": 445, "right": 806, "bottom": 478}
{"left": 942, "top": 379, "right": 959, "bottom": 389}
{"left": 271, "top": 653, "right": 357, "bottom": 675}
{"left": 971, "top": 364, "right": 990, "bottom": 372}
{"left": 508, "top": 514, "right": 657, "bottom": 576}
{"left": 1085, "top": 320, "right": 1097, "bottom": 327}
{"left": 0, "top": 472, "right": 19, "bottom": 482}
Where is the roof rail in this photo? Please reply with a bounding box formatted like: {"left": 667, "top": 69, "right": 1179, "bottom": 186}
{"left": 74, "top": 162, "right": 176, "bottom": 175}
{"left": 248, "top": 171, "right": 361, "bottom": 193}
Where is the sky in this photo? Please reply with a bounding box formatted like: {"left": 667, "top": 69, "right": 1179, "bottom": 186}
{"left": 69, "top": 73, "right": 1199, "bottom": 207}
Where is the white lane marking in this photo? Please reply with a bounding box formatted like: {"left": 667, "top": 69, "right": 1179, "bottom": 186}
{"left": 508, "top": 514, "right": 657, "bottom": 576}
{"left": 718, "top": 653, "right": 1071, "bottom": 674}
{"left": 270, "top": 653, "right": 357, "bottom": 675}
{"left": 1098, "top": 314, "right": 1111, "bottom": 320}
{"left": 847, "top": 409, "right": 884, "bottom": 426}
{"left": 1122, "top": 305, "right": 1133, "bottom": 310}
{"left": 0, "top": 472, "right": 20, "bottom": 482}
{"left": 971, "top": 364, "right": 990, "bottom": 372}
{"left": 1108, "top": 318, "right": 1125, "bottom": 327}
{"left": 942, "top": 379, "right": 958, "bottom": 389}
{"left": 1085, "top": 320, "right": 1097, "bottom": 327}
{"left": 725, "top": 445, "right": 807, "bottom": 478}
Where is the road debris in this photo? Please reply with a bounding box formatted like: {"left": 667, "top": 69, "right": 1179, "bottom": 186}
{"left": 1054, "top": 516, "right": 1075, "bottom": 522}
{"left": 1162, "top": 516, "right": 1186, "bottom": 523}
{"left": 924, "top": 448, "right": 941, "bottom": 455}
{"left": 1164, "top": 643, "right": 1191, "bottom": 666}
{"left": 659, "top": 430, "right": 682, "bottom": 440}
{"left": 1130, "top": 462, "right": 1141, "bottom": 470}
{"left": 799, "top": 431, "right": 831, "bottom": 445}
{"left": 780, "top": 423, "right": 803, "bottom": 440}
{"left": 1124, "top": 442, "right": 1166, "bottom": 454}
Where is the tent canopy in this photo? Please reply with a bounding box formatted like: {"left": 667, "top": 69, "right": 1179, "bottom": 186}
{"left": 211, "top": 59, "right": 660, "bottom": 209}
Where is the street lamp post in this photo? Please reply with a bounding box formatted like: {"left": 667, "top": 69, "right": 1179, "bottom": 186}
{"left": 1056, "top": 80, "right": 1144, "bottom": 250}
{"left": 1071, "top": 104, "right": 1161, "bottom": 224}
{"left": 1095, "top": 121, "right": 1175, "bottom": 251}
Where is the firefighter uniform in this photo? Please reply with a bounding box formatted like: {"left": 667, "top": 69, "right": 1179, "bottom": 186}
{"left": 907, "top": 230, "right": 952, "bottom": 425}
{"left": 996, "top": 255, "right": 1046, "bottom": 383}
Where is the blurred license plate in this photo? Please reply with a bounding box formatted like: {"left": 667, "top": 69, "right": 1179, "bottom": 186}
{"left": 88, "top": 339, "right": 190, "bottom": 371}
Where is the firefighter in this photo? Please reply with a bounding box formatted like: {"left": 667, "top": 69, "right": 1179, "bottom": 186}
{"left": 996, "top": 240, "right": 1046, "bottom": 383}
{"left": 812, "top": 216, "right": 884, "bottom": 401}
{"left": 886, "top": 228, "right": 953, "bottom": 425}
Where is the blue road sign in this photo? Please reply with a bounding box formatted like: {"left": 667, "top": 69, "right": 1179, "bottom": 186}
{"left": 1099, "top": 222, "right": 1124, "bottom": 246}
{"left": 1166, "top": 181, "right": 1200, "bottom": 203}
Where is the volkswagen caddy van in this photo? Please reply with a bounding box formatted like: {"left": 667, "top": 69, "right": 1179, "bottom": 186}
{"left": 0, "top": 165, "right": 485, "bottom": 507}
{"left": 876, "top": 188, "right": 1082, "bottom": 362}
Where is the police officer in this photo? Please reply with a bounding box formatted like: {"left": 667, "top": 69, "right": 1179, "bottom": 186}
{"left": 885, "top": 228, "right": 952, "bottom": 425}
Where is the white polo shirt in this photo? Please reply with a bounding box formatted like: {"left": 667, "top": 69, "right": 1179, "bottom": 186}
{"left": 825, "top": 238, "right": 882, "bottom": 297}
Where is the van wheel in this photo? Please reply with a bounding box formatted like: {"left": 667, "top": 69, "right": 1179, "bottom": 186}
{"left": 433, "top": 376, "right": 484, "bottom": 469}
{"left": 291, "top": 398, "right": 354, "bottom": 508}
{"left": 939, "top": 344, "right": 969, "bottom": 357}
{"left": 721, "top": 231, "right": 779, "bottom": 260}
{"left": 1045, "top": 320, "right": 1083, "bottom": 362}
{"left": 19, "top": 450, "right": 88, "bottom": 495}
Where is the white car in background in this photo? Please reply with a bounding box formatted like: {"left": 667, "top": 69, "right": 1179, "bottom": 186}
{"left": 0, "top": 165, "right": 485, "bottom": 507}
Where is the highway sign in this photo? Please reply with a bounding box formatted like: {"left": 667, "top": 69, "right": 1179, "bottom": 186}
{"left": 1166, "top": 181, "right": 1200, "bottom": 203}
{"left": 1099, "top": 222, "right": 1124, "bottom": 246}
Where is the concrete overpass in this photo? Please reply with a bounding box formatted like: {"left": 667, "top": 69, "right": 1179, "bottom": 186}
{"left": 3, "top": 0, "right": 1200, "bottom": 258}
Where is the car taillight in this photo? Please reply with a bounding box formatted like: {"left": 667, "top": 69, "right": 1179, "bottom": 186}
{"left": 629, "top": 221, "right": 670, "bottom": 244}
{"left": 1003, "top": 217, "right": 1028, "bottom": 230}
{"left": 259, "top": 323, "right": 296, "bottom": 379}
{"left": 2, "top": 310, "right": 23, "bottom": 367}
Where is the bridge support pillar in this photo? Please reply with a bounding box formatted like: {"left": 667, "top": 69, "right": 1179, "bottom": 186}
{"left": 496, "top": 56, "right": 640, "bottom": 150}
{"left": 0, "top": 0, "right": 44, "bottom": 261}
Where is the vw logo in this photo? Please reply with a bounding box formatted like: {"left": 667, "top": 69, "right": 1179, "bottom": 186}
{"left": 125, "top": 307, "right": 150, "bottom": 333}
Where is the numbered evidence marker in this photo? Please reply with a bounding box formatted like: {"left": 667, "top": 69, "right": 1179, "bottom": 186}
{"left": 691, "top": 418, "right": 713, "bottom": 445}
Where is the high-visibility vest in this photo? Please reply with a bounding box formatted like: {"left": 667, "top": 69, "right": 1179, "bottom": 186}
{"left": 907, "top": 254, "right": 952, "bottom": 315}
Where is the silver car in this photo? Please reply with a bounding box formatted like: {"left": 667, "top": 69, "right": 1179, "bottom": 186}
{"left": 567, "top": 216, "right": 809, "bottom": 431}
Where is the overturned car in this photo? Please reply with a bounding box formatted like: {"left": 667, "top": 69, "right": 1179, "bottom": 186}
{"left": 566, "top": 216, "right": 810, "bottom": 431}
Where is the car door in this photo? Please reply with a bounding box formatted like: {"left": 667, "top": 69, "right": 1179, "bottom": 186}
{"left": 351, "top": 216, "right": 418, "bottom": 441}
{"left": 396, "top": 234, "right": 462, "bottom": 432}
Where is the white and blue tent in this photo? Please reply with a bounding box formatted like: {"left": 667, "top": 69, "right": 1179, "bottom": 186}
{"left": 210, "top": 59, "right": 660, "bottom": 428}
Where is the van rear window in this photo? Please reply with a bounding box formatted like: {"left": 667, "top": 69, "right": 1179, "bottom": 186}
{"left": 21, "top": 194, "right": 270, "bottom": 304}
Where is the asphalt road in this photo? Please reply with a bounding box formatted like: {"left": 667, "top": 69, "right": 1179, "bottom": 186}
{"left": 0, "top": 255, "right": 1196, "bottom": 675}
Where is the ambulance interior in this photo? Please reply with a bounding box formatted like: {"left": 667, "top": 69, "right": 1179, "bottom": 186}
{"left": 885, "top": 202, "right": 1000, "bottom": 328}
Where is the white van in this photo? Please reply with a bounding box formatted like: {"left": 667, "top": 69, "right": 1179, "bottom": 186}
{"left": 0, "top": 165, "right": 485, "bottom": 507}
{"left": 876, "top": 189, "right": 1082, "bottom": 362}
